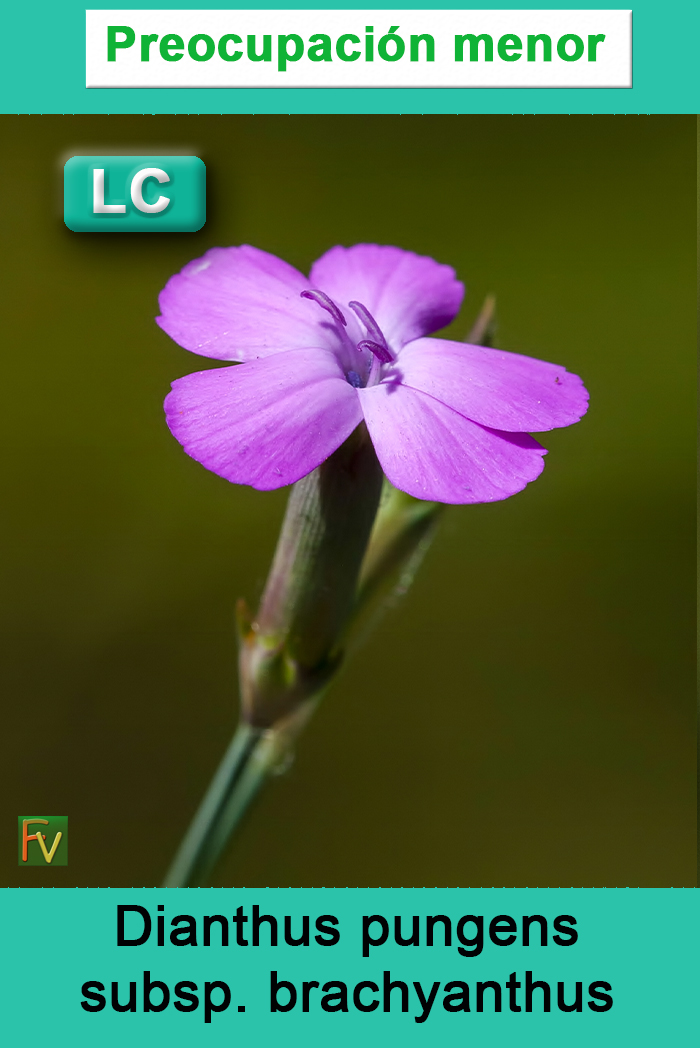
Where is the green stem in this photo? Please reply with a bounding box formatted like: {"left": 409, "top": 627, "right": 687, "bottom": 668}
{"left": 162, "top": 723, "right": 274, "bottom": 888}
{"left": 163, "top": 698, "right": 321, "bottom": 888}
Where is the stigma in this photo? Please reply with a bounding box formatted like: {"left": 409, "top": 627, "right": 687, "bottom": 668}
{"left": 301, "top": 289, "right": 395, "bottom": 388}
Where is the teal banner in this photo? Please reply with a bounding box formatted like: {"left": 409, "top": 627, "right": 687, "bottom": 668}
{"left": 1, "top": 888, "right": 696, "bottom": 1044}
{"left": 1, "top": 1, "right": 699, "bottom": 113}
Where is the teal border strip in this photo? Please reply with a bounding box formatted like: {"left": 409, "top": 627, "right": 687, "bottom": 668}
{"left": 2, "top": 2, "right": 699, "bottom": 114}
{"left": 1, "top": 888, "right": 697, "bottom": 1045}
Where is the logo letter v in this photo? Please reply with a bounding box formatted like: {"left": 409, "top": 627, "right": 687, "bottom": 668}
{"left": 35, "top": 830, "right": 63, "bottom": 864}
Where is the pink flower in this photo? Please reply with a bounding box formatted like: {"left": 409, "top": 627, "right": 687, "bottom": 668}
{"left": 157, "top": 244, "right": 588, "bottom": 504}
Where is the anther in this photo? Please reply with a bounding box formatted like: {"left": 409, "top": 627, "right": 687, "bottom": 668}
{"left": 357, "top": 339, "right": 393, "bottom": 364}
{"left": 346, "top": 370, "right": 362, "bottom": 388}
{"left": 301, "top": 289, "right": 347, "bottom": 327}
{"left": 348, "top": 301, "right": 392, "bottom": 358}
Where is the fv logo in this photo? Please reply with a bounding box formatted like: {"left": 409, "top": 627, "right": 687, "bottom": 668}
{"left": 18, "top": 816, "right": 68, "bottom": 865}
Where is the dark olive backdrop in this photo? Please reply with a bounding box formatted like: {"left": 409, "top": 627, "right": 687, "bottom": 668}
{"left": 1, "top": 115, "right": 695, "bottom": 887}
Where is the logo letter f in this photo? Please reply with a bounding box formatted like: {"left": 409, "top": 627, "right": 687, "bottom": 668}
{"left": 22, "top": 819, "right": 48, "bottom": 862}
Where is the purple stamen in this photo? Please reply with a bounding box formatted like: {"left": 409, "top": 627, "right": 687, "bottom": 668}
{"left": 357, "top": 339, "right": 393, "bottom": 365}
{"left": 301, "top": 289, "right": 347, "bottom": 327}
{"left": 348, "top": 301, "right": 392, "bottom": 360}
{"left": 346, "top": 370, "right": 362, "bottom": 388}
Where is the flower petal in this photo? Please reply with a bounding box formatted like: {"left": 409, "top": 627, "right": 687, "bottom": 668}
{"left": 165, "top": 349, "right": 363, "bottom": 490}
{"left": 309, "top": 244, "right": 464, "bottom": 350}
{"left": 358, "top": 382, "right": 546, "bottom": 504}
{"left": 157, "top": 245, "right": 339, "bottom": 362}
{"left": 392, "top": 338, "right": 589, "bottom": 432}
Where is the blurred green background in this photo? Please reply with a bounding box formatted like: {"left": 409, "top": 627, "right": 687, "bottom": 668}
{"left": 1, "top": 115, "right": 695, "bottom": 887}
